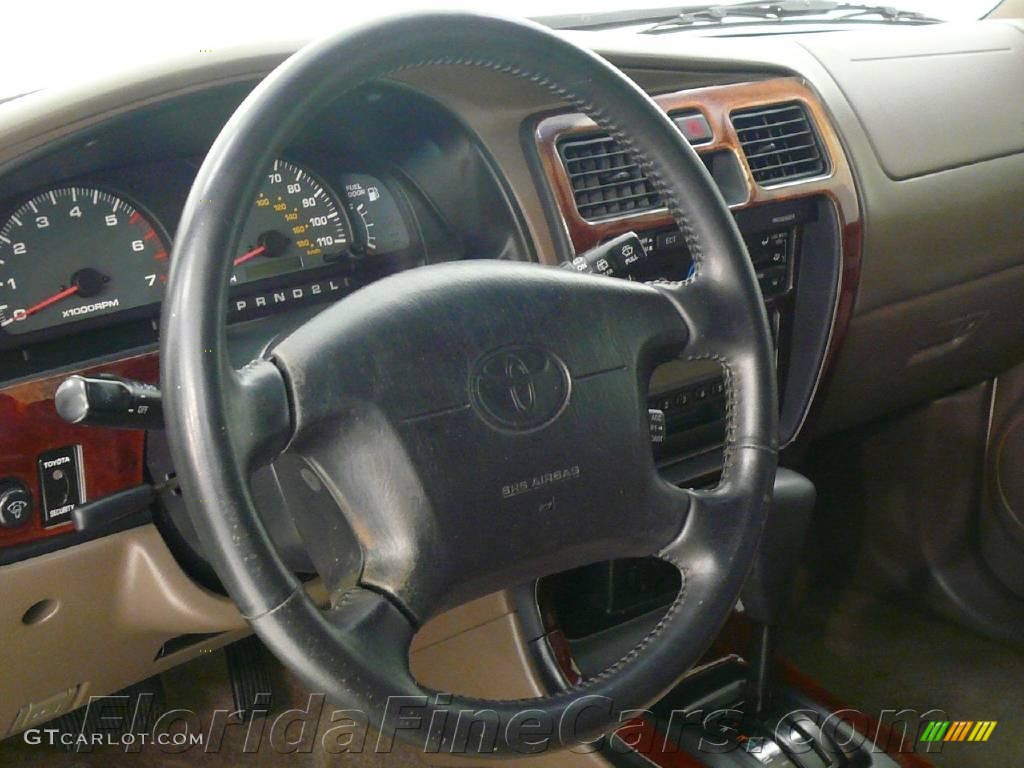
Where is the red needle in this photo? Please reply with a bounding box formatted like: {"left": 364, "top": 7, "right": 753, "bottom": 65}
{"left": 2, "top": 284, "right": 81, "bottom": 327}
{"left": 233, "top": 244, "right": 266, "bottom": 267}
{"left": 22, "top": 285, "right": 80, "bottom": 318}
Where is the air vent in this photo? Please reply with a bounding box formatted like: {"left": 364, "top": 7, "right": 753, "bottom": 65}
{"left": 731, "top": 102, "right": 826, "bottom": 186}
{"left": 558, "top": 135, "right": 661, "bottom": 221}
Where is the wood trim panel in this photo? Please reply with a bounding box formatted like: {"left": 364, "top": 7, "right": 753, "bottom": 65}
{"left": 0, "top": 353, "right": 157, "bottom": 549}
{"left": 532, "top": 76, "right": 859, "bottom": 255}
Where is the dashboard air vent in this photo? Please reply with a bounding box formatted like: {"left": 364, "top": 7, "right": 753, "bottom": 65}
{"left": 557, "top": 135, "right": 661, "bottom": 221}
{"left": 731, "top": 102, "right": 826, "bottom": 186}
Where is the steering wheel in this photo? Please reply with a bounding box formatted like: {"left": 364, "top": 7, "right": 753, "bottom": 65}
{"left": 161, "top": 11, "right": 776, "bottom": 756}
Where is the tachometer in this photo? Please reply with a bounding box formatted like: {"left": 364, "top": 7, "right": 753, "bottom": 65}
{"left": 0, "top": 188, "right": 169, "bottom": 336}
{"left": 231, "top": 160, "right": 352, "bottom": 286}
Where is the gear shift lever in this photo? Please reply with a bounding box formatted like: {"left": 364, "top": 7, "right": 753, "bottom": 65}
{"left": 741, "top": 468, "right": 816, "bottom": 716}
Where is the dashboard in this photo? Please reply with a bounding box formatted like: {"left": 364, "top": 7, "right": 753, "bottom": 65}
{"left": 1, "top": 15, "right": 1024, "bottom": 741}
{"left": 0, "top": 70, "right": 854, "bottom": 584}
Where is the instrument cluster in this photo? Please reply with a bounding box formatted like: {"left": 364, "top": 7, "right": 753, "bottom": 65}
{"left": 0, "top": 158, "right": 416, "bottom": 350}
{"left": 0, "top": 80, "right": 537, "bottom": 384}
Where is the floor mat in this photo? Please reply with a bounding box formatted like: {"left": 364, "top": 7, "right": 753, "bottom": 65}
{"left": 781, "top": 586, "right": 1024, "bottom": 768}
{"left": 0, "top": 647, "right": 428, "bottom": 767}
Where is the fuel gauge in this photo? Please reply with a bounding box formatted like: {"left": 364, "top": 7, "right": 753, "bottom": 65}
{"left": 340, "top": 174, "right": 410, "bottom": 256}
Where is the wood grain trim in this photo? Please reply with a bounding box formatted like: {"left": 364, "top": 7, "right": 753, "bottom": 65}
{"left": 0, "top": 353, "right": 157, "bottom": 549}
{"left": 532, "top": 76, "right": 862, "bottom": 440}
{"left": 533, "top": 76, "right": 858, "bottom": 253}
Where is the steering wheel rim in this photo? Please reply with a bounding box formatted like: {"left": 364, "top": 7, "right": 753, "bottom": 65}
{"left": 161, "top": 11, "right": 777, "bottom": 756}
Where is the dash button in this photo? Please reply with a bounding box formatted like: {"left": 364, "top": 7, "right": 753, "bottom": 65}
{"left": 37, "top": 445, "right": 85, "bottom": 527}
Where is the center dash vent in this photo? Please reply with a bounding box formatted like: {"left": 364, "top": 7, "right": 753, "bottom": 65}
{"left": 558, "top": 135, "right": 661, "bottom": 221}
{"left": 731, "top": 102, "right": 826, "bottom": 186}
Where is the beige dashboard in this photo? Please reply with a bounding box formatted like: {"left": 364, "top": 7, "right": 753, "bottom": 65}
{"left": 0, "top": 16, "right": 1023, "bottom": 752}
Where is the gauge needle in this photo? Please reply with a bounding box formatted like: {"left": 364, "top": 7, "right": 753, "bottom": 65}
{"left": 0, "top": 285, "right": 80, "bottom": 327}
{"left": 233, "top": 244, "right": 267, "bottom": 267}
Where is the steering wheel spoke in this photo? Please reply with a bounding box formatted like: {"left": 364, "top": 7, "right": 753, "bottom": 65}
{"left": 249, "top": 584, "right": 422, "bottom": 705}
{"left": 654, "top": 267, "right": 738, "bottom": 348}
{"left": 226, "top": 357, "right": 294, "bottom": 471}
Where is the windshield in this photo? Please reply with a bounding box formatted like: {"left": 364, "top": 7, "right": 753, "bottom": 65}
{"left": 0, "top": 0, "right": 1001, "bottom": 100}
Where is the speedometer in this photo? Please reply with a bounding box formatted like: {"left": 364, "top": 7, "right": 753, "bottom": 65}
{"left": 231, "top": 159, "right": 352, "bottom": 286}
{"left": 0, "top": 187, "right": 169, "bottom": 337}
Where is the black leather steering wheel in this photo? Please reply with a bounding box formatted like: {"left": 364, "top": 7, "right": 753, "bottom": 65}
{"left": 161, "top": 11, "right": 777, "bottom": 756}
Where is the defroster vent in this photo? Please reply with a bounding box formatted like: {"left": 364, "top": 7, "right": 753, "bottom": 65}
{"left": 558, "top": 134, "right": 661, "bottom": 221}
{"left": 731, "top": 102, "right": 826, "bottom": 186}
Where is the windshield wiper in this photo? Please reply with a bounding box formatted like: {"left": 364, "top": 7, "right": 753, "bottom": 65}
{"left": 641, "top": 0, "right": 942, "bottom": 33}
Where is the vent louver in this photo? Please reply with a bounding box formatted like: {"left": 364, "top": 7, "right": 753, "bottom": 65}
{"left": 557, "top": 135, "right": 661, "bottom": 221}
{"left": 731, "top": 102, "right": 826, "bottom": 186}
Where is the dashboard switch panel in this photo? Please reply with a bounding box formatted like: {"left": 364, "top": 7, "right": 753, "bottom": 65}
{"left": 744, "top": 228, "right": 793, "bottom": 300}
{"left": 37, "top": 445, "right": 85, "bottom": 527}
{"left": 747, "top": 229, "right": 790, "bottom": 268}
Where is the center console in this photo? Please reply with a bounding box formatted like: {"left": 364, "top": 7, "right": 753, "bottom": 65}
{"left": 531, "top": 77, "right": 860, "bottom": 475}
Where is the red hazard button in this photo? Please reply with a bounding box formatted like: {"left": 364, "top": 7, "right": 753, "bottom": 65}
{"left": 673, "top": 111, "right": 713, "bottom": 145}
